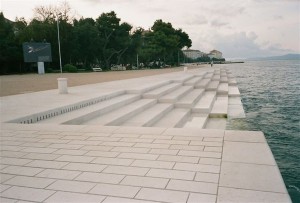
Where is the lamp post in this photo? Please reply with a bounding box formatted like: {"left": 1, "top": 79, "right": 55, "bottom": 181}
{"left": 57, "top": 17, "right": 62, "bottom": 73}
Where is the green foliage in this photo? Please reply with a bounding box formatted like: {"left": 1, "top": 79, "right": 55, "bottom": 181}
{"left": 46, "top": 67, "right": 53, "bottom": 73}
{"left": 0, "top": 4, "right": 192, "bottom": 74}
{"left": 63, "top": 64, "right": 77, "bottom": 72}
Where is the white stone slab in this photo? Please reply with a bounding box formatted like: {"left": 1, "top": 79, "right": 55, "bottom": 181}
{"left": 204, "top": 73, "right": 214, "bottom": 79}
{"left": 211, "top": 75, "right": 220, "bottom": 81}
{"left": 228, "top": 104, "right": 246, "bottom": 118}
{"left": 143, "top": 83, "right": 181, "bottom": 99}
{"left": 184, "top": 76, "right": 203, "bottom": 86}
{"left": 228, "top": 97, "right": 242, "bottom": 105}
{"left": 44, "top": 191, "right": 106, "bottom": 203}
{"left": 1, "top": 186, "right": 55, "bottom": 202}
{"left": 217, "top": 187, "right": 291, "bottom": 203}
{"left": 38, "top": 94, "right": 140, "bottom": 124}
{"left": 205, "top": 118, "right": 227, "bottom": 129}
{"left": 220, "top": 76, "right": 228, "bottom": 83}
{"left": 195, "top": 78, "right": 211, "bottom": 88}
{"left": 163, "top": 128, "right": 224, "bottom": 137}
{"left": 153, "top": 108, "right": 190, "bottom": 128}
{"left": 193, "top": 91, "right": 216, "bottom": 113}
{"left": 228, "top": 86, "right": 240, "bottom": 96}
{"left": 159, "top": 86, "right": 193, "bottom": 103}
{"left": 206, "top": 81, "right": 220, "bottom": 91}
{"left": 223, "top": 141, "right": 277, "bottom": 165}
{"left": 184, "top": 114, "right": 208, "bottom": 128}
{"left": 210, "top": 96, "right": 228, "bottom": 117}
{"left": 220, "top": 162, "right": 288, "bottom": 193}
{"left": 121, "top": 103, "right": 173, "bottom": 127}
{"left": 217, "top": 83, "right": 228, "bottom": 95}
{"left": 176, "top": 89, "right": 204, "bottom": 108}
{"left": 224, "top": 130, "right": 266, "bottom": 143}
{"left": 83, "top": 99, "right": 156, "bottom": 125}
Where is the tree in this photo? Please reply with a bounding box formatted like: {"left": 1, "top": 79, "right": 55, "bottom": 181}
{"left": 71, "top": 18, "right": 100, "bottom": 69}
{"left": 0, "top": 12, "right": 22, "bottom": 74}
{"left": 0, "top": 6, "right": 193, "bottom": 74}
{"left": 96, "top": 11, "right": 133, "bottom": 70}
{"left": 139, "top": 19, "right": 192, "bottom": 67}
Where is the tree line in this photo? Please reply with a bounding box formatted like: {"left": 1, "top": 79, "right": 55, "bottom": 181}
{"left": 0, "top": 3, "right": 192, "bottom": 74}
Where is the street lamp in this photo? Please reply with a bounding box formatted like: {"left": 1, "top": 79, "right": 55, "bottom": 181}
{"left": 57, "top": 16, "right": 62, "bottom": 73}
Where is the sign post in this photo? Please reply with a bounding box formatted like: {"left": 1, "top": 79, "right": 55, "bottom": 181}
{"left": 37, "top": 62, "right": 45, "bottom": 74}
{"left": 22, "top": 42, "right": 52, "bottom": 74}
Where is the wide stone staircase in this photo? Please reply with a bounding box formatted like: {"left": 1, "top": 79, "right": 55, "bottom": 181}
{"left": 14, "top": 68, "right": 245, "bottom": 130}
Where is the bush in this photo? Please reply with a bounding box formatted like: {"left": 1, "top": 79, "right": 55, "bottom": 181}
{"left": 63, "top": 64, "right": 77, "bottom": 73}
{"left": 46, "top": 68, "right": 54, "bottom": 73}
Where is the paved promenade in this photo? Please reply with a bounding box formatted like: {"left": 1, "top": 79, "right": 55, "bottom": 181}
{"left": 0, "top": 66, "right": 291, "bottom": 202}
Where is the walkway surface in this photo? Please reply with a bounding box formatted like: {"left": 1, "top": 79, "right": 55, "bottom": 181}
{"left": 0, "top": 66, "right": 291, "bottom": 202}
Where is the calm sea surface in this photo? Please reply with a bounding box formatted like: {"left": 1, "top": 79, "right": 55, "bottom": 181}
{"left": 223, "top": 60, "right": 300, "bottom": 202}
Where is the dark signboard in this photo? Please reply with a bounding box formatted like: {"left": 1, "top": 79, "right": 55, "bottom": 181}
{"left": 23, "top": 42, "right": 52, "bottom": 62}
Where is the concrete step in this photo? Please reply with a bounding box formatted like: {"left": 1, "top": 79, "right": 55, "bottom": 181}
{"left": 220, "top": 71, "right": 227, "bottom": 76}
{"left": 83, "top": 99, "right": 157, "bottom": 125}
{"left": 228, "top": 79, "right": 237, "bottom": 86}
{"left": 171, "top": 75, "right": 194, "bottom": 83}
{"left": 195, "top": 78, "right": 210, "bottom": 89}
{"left": 152, "top": 108, "right": 191, "bottom": 128}
{"left": 159, "top": 86, "right": 193, "bottom": 103}
{"left": 228, "top": 96, "right": 245, "bottom": 118}
{"left": 204, "top": 73, "right": 214, "bottom": 79}
{"left": 217, "top": 83, "right": 229, "bottom": 95}
{"left": 227, "top": 73, "right": 235, "bottom": 78}
{"left": 193, "top": 91, "right": 216, "bottom": 113}
{"left": 127, "top": 81, "right": 170, "bottom": 94}
{"left": 206, "top": 81, "right": 220, "bottom": 91}
{"left": 210, "top": 96, "right": 228, "bottom": 118}
{"left": 39, "top": 94, "right": 141, "bottom": 124}
{"left": 229, "top": 97, "right": 242, "bottom": 105}
{"left": 204, "top": 118, "right": 227, "bottom": 129}
{"left": 228, "top": 86, "right": 241, "bottom": 96}
{"left": 214, "top": 69, "right": 220, "bottom": 73}
{"left": 183, "top": 76, "right": 203, "bottom": 86}
{"left": 212, "top": 75, "right": 220, "bottom": 81}
{"left": 143, "top": 83, "right": 181, "bottom": 99}
{"left": 228, "top": 104, "right": 246, "bottom": 118}
{"left": 184, "top": 113, "right": 208, "bottom": 128}
{"left": 175, "top": 89, "right": 204, "bottom": 108}
{"left": 220, "top": 76, "right": 228, "bottom": 83}
{"left": 121, "top": 103, "right": 174, "bottom": 127}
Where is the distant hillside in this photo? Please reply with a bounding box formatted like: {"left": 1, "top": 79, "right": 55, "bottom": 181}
{"left": 247, "top": 54, "right": 300, "bottom": 61}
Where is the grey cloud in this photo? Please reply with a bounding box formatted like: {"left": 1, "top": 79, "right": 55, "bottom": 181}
{"left": 273, "top": 15, "right": 283, "bottom": 20}
{"left": 248, "top": 32, "right": 258, "bottom": 40}
{"left": 185, "top": 15, "right": 208, "bottom": 25}
{"left": 210, "top": 19, "right": 228, "bottom": 27}
{"left": 213, "top": 32, "right": 291, "bottom": 58}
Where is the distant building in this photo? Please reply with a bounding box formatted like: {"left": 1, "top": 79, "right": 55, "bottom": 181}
{"left": 182, "top": 49, "right": 204, "bottom": 60}
{"left": 208, "top": 50, "right": 223, "bottom": 59}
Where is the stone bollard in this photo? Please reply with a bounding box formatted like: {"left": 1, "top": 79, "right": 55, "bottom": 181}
{"left": 184, "top": 67, "right": 188, "bottom": 73}
{"left": 57, "top": 78, "right": 68, "bottom": 94}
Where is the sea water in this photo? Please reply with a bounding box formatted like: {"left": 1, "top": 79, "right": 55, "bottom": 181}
{"left": 224, "top": 60, "right": 300, "bottom": 202}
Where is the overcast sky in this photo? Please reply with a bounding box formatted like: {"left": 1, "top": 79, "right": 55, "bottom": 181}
{"left": 1, "top": 0, "right": 300, "bottom": 59}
